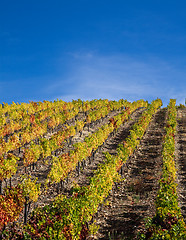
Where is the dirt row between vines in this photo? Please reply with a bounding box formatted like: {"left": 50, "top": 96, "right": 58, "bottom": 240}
{"left": 91, "top": 108, "right": 167, "bottom": 240}
{"left": 176, "top": 108, "right": 186, "bottom": 221}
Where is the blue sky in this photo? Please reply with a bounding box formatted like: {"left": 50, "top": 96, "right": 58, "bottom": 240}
{"left": 0, "top": 1, "right": 186, "bottom": 106}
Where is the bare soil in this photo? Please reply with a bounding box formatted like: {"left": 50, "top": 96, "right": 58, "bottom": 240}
{"left": 176, "top": 108, "right": 186, "bottom": 221}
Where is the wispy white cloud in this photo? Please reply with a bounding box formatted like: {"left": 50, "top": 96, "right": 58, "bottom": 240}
{"left": 46, "top": 51, "right": 186, "bottom": 106}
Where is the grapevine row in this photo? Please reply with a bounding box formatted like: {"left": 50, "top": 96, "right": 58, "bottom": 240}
{"left": 0, "top": 99, "right": 113, "bottom": 155}
{"left": 47, "top": 100, "right": 147, "bottom": 185}
{"left": 0, "top": 100, "right": 75, "bottom": 137}
{"left": 0, "top": 99, "right": 128, "bottom": 232}
{"left": 0, "top": 99, "right": 127, "bottom": 138}
{"left": 0, "top": 100, "right": 127, "bottom": 195}
{"left": 140, "top": 99, "right": 186, "bottom": 239}
{"left": 22, "top": 100, "right": 127, "bottom": 167}
{"left": 0, "top": 99, "right": 146, "bottom": 235}
{"left": 19, "top": 99, "right": 162, "bottom": 239}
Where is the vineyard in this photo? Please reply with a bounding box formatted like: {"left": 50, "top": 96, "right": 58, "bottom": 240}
{"left": 0, "top": 98, "right": 185, "bottom": 240}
